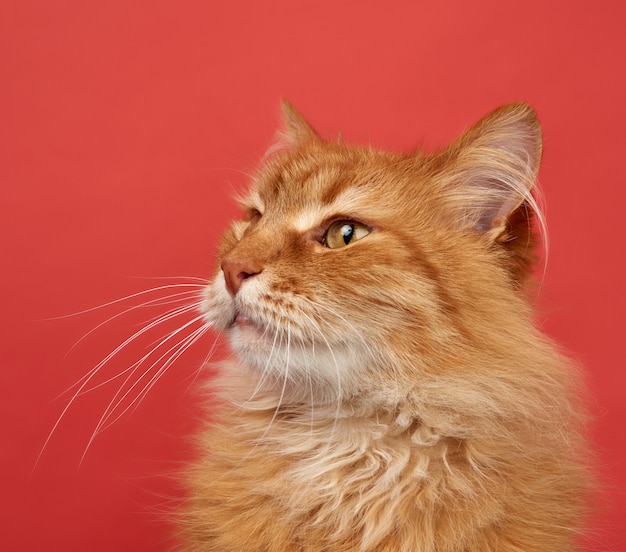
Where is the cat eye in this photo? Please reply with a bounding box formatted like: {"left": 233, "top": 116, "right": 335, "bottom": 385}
{"left": 323, "top": 220, "right": 371, "bottom": 249}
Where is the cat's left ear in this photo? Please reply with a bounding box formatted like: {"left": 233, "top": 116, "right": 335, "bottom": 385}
{"left": 441, "top": 103, "right": 542, "bottom": 239}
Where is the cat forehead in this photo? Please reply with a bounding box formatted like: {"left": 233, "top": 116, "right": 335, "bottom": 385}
{"left": 245, "top": 181, "right": 367, "bottom": 231}
{"left": 248, "top": 147, "right": 401, "bottom": 212}
{"left": 259, "top": 154, "right": 348, "bottom": 201}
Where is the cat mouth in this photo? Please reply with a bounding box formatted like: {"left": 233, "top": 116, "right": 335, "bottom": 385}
{"left": 234, "top": 313, "right": 259, "bottom": 329}
{"left": 230, "top": 310, "right": 268, "bottom": 339}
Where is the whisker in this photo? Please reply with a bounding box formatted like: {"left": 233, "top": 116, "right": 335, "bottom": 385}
{"left": 123, "top": 320, "right": 209, "bottom": 413}
{"left": 302, "top": 298, "right": 372, "bottom": 352}
{"left": 220, "top": 328, "right": 288, "bottom": 484}
{"left": 296, "top": 309, "right": 344, "bottom": 442}
{"left": 130, "top": 275, "right": 209, "bottom": 283}
{"left": 128, "top": 324, "right": 210, "bottom": 412}
{"left": 62, "top": 290, "right": 204, "bottom": 363}
{"left": 184, "top": 329, "right": 222, "bottom": 388}
{"left": 89, "top": 321, "right": 209, "bottom": 445}
{"left": 35, "top": 300, "right": 205, "bottom": 469}
{"left": 60, "top": 301, "right": 203, "bottom": 399}
{"left": 76, "top": 303, "right": 204, "bottom": 397}
{"left": 87, "top": 313, "right": 208, "bottom": 439}
{"left": 240, "top": 329, "right": 281, "bottom": 407}
{"left": 260, "top": 322, "right": 291, "bottom": 440}
{"left": 41, "top": 283, "right": 206, "bottom": 321}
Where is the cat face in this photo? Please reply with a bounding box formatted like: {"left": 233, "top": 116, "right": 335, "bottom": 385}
{"left": 202, "top": 102, "right": 542, "bottom": 403}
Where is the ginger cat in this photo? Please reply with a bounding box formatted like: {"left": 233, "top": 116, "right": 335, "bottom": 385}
{"left": 181, "top": 102, "right": 589, "bottom": 551}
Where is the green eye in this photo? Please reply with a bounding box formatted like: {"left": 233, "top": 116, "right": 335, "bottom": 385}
{"left": 323, "top": 220, "right": 371, "bottom": 249}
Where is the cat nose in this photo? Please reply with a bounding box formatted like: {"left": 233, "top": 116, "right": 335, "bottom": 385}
{"left": 221, "top": 256, "right": 262, "bottom": 296}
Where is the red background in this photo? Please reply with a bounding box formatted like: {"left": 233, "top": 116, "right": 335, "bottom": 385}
{"left": 1, "top": 1, "right": 625, "bottom": 550}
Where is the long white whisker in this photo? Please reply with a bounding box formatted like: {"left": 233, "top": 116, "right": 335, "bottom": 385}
{"left": 77, "top": 303, "right": 204, "bottom": 396}
{"left": 184, "top": 330, "right": 222, "bottom": 388}
{"left": 92, "top": 321, "right": 209, "bottom": 441}
{"left": 87, "top": 313, "right": 208, "bottom": 441}
{"left": 61, "top": 301, "right": 203, "bottom": 399}
{"left": 296, "top": 309, "right": 344, "bottom": 442}
{"left": 239, "top": 329, "right": 280, "bottom": 407}
{"left": 219, "top": 327, "right": 286, "bottom": 483}
{"left": 258, "top": 322, "right": 291, "bottom": 442}
{"left": 127, "top": 325, "right": 210, "bottom": 413}
{"left": 306, "top": 327, "right": 316, "bottom": 440}
{"left": 62, "top": 290, "right": 204, "bottom": 364}
{"left": 35, "top": 301, "right": 204, "bottom": 469}
{"left": 134, "top": 291, "right": 204, "bottom": 310}
{"left": 130, "top": 275, "right": 209, "bottom": 283}
{"left": 303, "top": 298, "right": 372, "bottom": 353}
{"left": 233, "top": 324, "right": 290, "bottom": 440}
{"left": 42, "top": 283, "right": 205, "bottom": 321}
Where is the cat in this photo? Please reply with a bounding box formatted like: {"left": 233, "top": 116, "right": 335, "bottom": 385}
{"left": 180, "top": 102, "right": 590, "bottom": 551}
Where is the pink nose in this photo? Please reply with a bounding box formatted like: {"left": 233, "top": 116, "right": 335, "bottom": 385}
{"left": 221, "top": 256, "right": 262, "bottom": 296}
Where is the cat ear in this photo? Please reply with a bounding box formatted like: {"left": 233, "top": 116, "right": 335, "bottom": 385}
{"left": 263, "top": 101, "right": 320, "bottom": 158}
{"left": 280, "top": 100, "right": 320, "bottom": 145}
{"left": 441, "top": 103, "right": 542, "bottom": 239}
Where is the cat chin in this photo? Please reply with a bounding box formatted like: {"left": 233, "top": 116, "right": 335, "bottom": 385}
{"left": 228, "top": 329, "right": 367, "bottom": 397}
{"left": 228, "top": 316, "right": 272, "bottom": 348}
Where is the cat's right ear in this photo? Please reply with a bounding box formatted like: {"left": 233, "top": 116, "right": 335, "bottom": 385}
{"left": 264, "top": 101, "right": 321, "bottom": 158}
{"left": 280, "top": 100, "right": 320, "bottom": 145}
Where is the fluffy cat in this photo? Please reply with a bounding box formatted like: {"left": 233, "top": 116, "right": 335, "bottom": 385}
{"left": 181, "top": 102, "right": 590, "bottom": 551}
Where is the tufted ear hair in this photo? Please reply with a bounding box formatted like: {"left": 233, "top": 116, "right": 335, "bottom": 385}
{"left": 439, "top": 103, "right": 543, "bottom": 240}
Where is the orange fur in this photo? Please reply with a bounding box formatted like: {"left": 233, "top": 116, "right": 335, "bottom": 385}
{"left": 180, "top": 102, "right": 590, "bottom": 551}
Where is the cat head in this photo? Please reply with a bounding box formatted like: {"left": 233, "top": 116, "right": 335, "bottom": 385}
{"left": 203, "top": 101, "right": 543, "bottom": 405}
